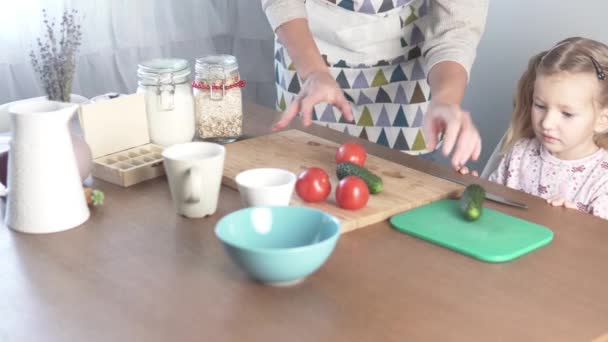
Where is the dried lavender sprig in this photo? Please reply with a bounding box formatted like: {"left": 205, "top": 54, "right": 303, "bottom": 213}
{"left": 29, "top": 9, "right": 83, "bottom": 102}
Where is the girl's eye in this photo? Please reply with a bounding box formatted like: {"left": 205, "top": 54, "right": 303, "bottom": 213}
{"left": 533, "top": 103, "right": 546, "bottom": 110}
{"left": 562, "top": 112, "right": 574, "bottom": 118}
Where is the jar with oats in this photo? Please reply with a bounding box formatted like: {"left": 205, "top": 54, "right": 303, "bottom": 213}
{"left": 192, "top": 55, "right": 245, "bottom": 143}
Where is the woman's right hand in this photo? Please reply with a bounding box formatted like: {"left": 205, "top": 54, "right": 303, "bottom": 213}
{"left": 457, "top": 165, "right": 479, "bottom": 177}
{"left": 272, "top": 70, "right": 354, "bottom": 131}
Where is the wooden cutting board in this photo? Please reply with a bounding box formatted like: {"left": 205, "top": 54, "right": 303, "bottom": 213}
{"left": 222, "top": 130, "right": 461, "bottom": 234}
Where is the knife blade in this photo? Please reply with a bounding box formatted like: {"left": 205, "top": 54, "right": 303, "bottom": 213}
{"left": 438, "top": 176, "right": 528, "bottom": 209}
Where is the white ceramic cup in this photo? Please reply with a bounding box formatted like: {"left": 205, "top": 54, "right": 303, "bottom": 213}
{"left": 235, "top": 168, "right": 296, "bottom": 207}
{"left": 162, "top": 142, "right": 225, "bottom": 218}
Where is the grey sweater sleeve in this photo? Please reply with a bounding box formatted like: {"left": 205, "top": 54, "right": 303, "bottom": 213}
{"left": 261, "top": 0, "right": 307, "bottom": 31}
{"left": 422, "top": 0, "right": 489, "bottom": 80}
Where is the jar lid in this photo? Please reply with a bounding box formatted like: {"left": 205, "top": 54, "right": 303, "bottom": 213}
{"left": 195, "top": 55, "right": 239, "bottom": 80}
{"left": 138, "top": 58, "right": 191, "bottom": 85}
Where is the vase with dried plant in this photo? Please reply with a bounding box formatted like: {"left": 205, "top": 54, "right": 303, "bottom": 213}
{"left": 26, "top": 9, "right": 94, "bottom": 185}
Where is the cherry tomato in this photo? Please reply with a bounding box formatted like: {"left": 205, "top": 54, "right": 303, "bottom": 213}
{"left": 295, "top": 167, "right": 331, "bottom": 202}
{"left": 335, "top": 176, "right": 369, "bottom": 210}
{"left": 336, "top": 142, "right": 367, "bottom": 166}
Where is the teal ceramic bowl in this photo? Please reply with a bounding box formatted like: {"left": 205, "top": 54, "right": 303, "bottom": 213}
{"left": 215, "top": 206, "right": 341, "bottom": 286}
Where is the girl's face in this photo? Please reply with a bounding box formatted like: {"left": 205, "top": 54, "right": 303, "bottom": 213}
{"left": 532, "top": 72, "right": 607, "bottom": 160}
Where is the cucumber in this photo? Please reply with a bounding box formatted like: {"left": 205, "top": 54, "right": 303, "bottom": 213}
{"left": 460, "top": 184, "right": 485, "bottom": 221}
{"left": 336, "top": 162, "right": 383, "bottom": 194}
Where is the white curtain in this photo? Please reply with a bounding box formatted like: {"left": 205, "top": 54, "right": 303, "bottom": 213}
{"left": 0, "top": 0, "right": 277, "bottom": 108}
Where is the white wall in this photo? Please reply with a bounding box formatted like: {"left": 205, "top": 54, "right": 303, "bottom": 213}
{"left": 464, "top": 0, "right": 608, "bottom": 171}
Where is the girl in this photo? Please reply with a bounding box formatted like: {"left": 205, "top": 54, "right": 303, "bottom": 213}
{"left": 485, "top": 37, "right": 608, "bottom": 220}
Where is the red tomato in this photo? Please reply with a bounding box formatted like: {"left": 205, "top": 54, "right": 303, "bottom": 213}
{"left": 335, "top": 176, "right": 369, "bottom": 210}
{"left": 295, "top": 167, "right": 331, "bottom": 202}
{"left": 336, "top": 142, "right": 367, "bottom": 166}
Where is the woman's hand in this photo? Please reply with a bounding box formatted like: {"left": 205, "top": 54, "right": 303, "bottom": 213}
{"left": 272, "top": 70, "right": 354, "bottom": 131}
{"left": 546, "top": 196, "right": 578, "bottom": 209}
{"left": 424, "top": 101, "right": 482, "bottom": 170}
{"left": 456, "top": 165, "right": 479, "bottom": 177}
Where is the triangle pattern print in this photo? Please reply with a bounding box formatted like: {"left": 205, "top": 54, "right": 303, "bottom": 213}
{"left": 279, "top": 48, "right": 287, "bottom": 68}
{"left": 395, "top": 0, "right": 408, "bottom": 7}
{"left": 375, "top": 106, "right": 391, "bottom": 126}
{"left": 336, "top": 70, "right": 350, "bottom": 88}
{"left": 352, "top": 71, "right": 369, "bottom": 89}
{"left": 408, "top": 46, "right": 421, "bottom": 61}
{"left": 334, "top": 60, "right": 348, "bottom": 68}
{"left": 311, "top": 108, "right": 318, "bottom": 121}
{"left": 339, "top": 112, "right": 351, "bottom": 124}
{"left": 338, "top": 0, "right": 354, "bottom": 10}
{"left": 410, "top": 25, "right": 425, "bottom": 46}
{"left": 288, "top": 75, "right": 301, "bottom": 93}
{"left": 358, "top": 106, "right": 374, "bottom": 126}
{"left": 320, "top": 105, "right": 336, "bottom": 122}
{"left": 322, "top": 55, "right": 330, "bottom": 67}
{"left": 274, "top": 49, "right": 281, "bottom": 63}
{"left": 411, "top": 106, "right": 424, "bottom": 126}
{"left": 410, "top": 82, "right": 427, "bottom": 104}
{"left": 343, "top": 91, "right": 355, "bottom": 103}
{"left": 404, "top": 8, "right": 418, "bottom": 26}
{"left": 418, "top": 0, "right": 428, "bottom": 17}
{"left": 274, "top": 65, "right": 280, "bottom": 83}
{"left": 288, "top": 62, "right": 296, "bottom": 71}
{"left": 411, "top": 129, "right": 427, "bottom": 151}
{"left": 393, "top": 129, "right": 410, "bottom": 150}
{"left": 359, "top": 127, "right": 368, "bottom": 140}
{"left": 410, "top": 60, "right": 425, "bottom": 80}
{"left": 376, "top": 128, "right": 390, "bottom": 147}
{"left": 358, "top": 0, "right": 376, "bottom": 14}
{"left": 390, "top": 65, "right": 408, "bottom": 83}
{"left": 357, "top": 92, "right": 374, "bottom": 105}
{"left": 278, "top": 93, "right": 286, "bottom": 111}
{"left": 393, "top": 106, "right": 409, "bottom": 127}
{"left": 378, "top": 0, "right": 394, "bottom": 13}
{"left": 371, "top": 70, "right": 388, "bottom": 87}
{"left": 394, "top": 84, "right": 408, "bottom": 104}
{"left": 375, "top": 87, "right": 392, "bottom": 103}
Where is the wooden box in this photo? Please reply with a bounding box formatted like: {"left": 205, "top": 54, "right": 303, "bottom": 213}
{"left": 79, "top": 94, "right": 165, "bottom": 187}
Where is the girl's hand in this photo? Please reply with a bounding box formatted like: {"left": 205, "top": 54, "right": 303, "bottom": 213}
{"left": 272, "top": 70, "right": 354, "bottom": 131}
{"left": 546, "top": 196, "right": 577, "bottom": 209}
{"left": 457, "top": 165, "right": 479, "bottom": 177}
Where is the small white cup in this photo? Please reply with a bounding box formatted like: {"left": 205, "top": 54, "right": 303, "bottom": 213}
{"left": 162, "top": 142, "right": 225, "bottom": 218}
{"left": 235, "top": 168, "right": 296, "bottom": 207}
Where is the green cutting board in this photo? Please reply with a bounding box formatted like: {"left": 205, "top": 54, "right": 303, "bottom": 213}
{"left": 390, "top": 199, "right": 553, "bottom": 263}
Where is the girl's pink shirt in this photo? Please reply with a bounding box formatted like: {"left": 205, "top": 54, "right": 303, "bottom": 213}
{"left": 490, "top": 138, "right": 608, "bottom": 220}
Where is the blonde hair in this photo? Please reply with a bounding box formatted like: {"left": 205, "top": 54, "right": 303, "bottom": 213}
{"left": 502, "top": 37, "right": 608, "bottom": 152}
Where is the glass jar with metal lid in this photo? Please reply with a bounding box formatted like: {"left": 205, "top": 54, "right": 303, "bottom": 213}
{"left": 193, "top": 54, "right": 245, "bottom": 143}
{"left": 137, "top": 58, "right": 195, "bottom": 146}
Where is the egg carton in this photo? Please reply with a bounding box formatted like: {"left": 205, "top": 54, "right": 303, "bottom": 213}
{"left": 92, "top": 143, "right": 165, "bottom": 187}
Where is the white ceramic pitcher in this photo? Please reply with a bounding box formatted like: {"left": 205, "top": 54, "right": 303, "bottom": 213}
{"left": 0, "top": 101, "right": 90, "bottom": 234}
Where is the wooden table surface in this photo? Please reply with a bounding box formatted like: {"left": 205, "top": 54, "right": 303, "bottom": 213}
{"left": 1, "top": 102, "right": 607, "bottom": 342}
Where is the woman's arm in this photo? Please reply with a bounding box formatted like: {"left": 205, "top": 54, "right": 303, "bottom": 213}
{"left": 422, "top": 0, "right": 489, "bottom": 169}
{"left": 261, "top": 0, "right": 353, "bottom": 129}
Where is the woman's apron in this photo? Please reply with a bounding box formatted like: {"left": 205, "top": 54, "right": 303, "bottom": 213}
{"left": 274, "top": 0, "right": 432, "bottom": 154}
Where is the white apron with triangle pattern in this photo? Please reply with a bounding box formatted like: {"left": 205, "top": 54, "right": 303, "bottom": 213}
{"left": 274, "top": 0, "right": 432, "bottom": 153}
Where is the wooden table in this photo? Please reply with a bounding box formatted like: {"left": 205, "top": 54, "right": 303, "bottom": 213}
{"left": 1, "top": 103, "right": 607, "bottom": 342}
